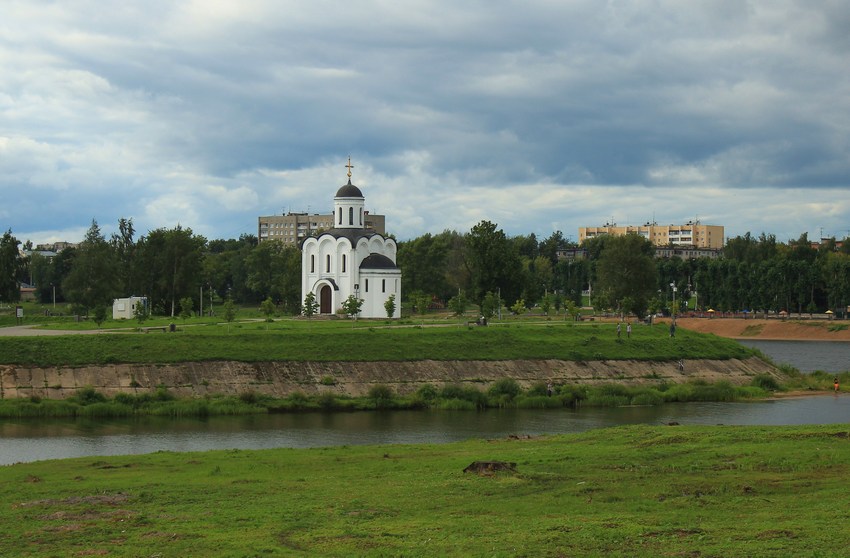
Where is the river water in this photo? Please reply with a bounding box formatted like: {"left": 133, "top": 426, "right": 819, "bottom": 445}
{"left": 2, "top": 395, "right": 849, "bottom": 466}
{"left": 1, "top": 340, "right": 849, "bottom": 465}
{"left": 737, "top": 339, "right": 850, "bottom": 373}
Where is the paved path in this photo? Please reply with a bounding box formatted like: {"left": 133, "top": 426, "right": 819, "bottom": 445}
{"left": 0, "top": 325, "right": 123, "bottom": 336}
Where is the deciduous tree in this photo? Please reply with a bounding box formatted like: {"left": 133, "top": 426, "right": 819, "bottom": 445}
{"left": 595, "top": 234, "right": 657, "bottom": 318}
{"left": 0, "top": 230, "right": 25, "bottom": 303}
{"left": 62, "top": 220, "right": 120, "bottom": 314}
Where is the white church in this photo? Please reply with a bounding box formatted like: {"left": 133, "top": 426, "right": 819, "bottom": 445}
{"left": 301, "top": 160, "right": 402, "bottom": 318}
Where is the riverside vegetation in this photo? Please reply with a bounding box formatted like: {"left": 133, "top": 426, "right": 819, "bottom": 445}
{"left": 1, "top": 316, "right": 845, "bottom": 418}
{"left": 1, "top": 424, "right": 849, "bottom": 556}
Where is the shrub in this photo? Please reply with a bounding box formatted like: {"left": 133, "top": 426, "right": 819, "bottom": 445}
{"left": 526, "top": 382, "right": 549, "bottom": 397}
{"left": 595, "top": 383, "right": 631, "bottom": 398}
{"left": 114, "top": 392, "right": 136, "bottom": 406}
{"left": 488, "top": 378, "right": 521, "bottom": 400}
{"left": 318, "top": 392, "right": 337, "bottom": 410}
{"left": 154, "top": 386, "right": 174, "bottom": 402}
{"left": 751, "top": 374, "right": 781, "bottom": 391}
{"left": 415, "top": 384, "right": 439, "bottom": 401}
{"left": 368, "top": 384, "right": 394, "bottom": 409}
{"left": 73, "top": 386, "right": 107, "bottom": 406}
{"left": 438, "top": 384, "right": 488, "bottom": 409}
{"left": 690, "top": 381, "right": 736, "bottom": 402}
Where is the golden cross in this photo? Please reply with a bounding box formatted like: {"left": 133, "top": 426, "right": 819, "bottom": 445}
{"left": 346, "top": 156, "right": 354, "bottom": 178}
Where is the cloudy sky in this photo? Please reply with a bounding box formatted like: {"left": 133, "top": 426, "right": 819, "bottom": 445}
{"left": 2, "top": 1, "right": 849, "bottom": 247}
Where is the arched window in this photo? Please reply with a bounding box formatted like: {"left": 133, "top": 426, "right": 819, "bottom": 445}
{"left": 326, "top": 254, "right": 331, "bottom": 272}
{"left": 342, "top": 255, "right": 346, "bottom": 273}
{"left": 310, "top": 255, "right": 315, "bottom": 273}
{"left": 365, "top": 279, "right": 369, "bottom": 292}
{"left": 382, "top": 279, "right": 386, "bottom": 293}
{"left": 359, "top": 208, "right": 363, "bottom": 225}
{"left": 348, "top": 207, "right": 354, "bottom": 225}
{"left": 338, "top": 207, "right": 342, "bottom": 225}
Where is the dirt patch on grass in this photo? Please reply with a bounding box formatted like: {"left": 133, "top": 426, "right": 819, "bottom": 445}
{"left": 676, "top": 318, "right": 850, "bottom": 341}
{"left": 17, "top": 493, "right": 130, "bottom": 509}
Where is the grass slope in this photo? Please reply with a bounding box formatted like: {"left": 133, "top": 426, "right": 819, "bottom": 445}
{"left": 1, "top": 424, "right": 848, "bottom": 556}
{"left": 0, "top": 321, "right": 753, "bottom": 367}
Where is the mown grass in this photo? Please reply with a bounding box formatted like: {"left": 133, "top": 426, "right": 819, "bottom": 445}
{"left": 0, "top": 320, "right": 754, "bottom": 366}
{"left": 1, "top": 423, "right": 848, "bottom": 556}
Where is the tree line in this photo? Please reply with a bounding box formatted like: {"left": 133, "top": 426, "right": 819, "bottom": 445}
{"left": 2, "top": 219, "right": 849, "bottom": 319}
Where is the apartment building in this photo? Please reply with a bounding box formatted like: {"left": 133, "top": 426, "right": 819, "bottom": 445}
{"left": 578, "top": 221, "right": 724, "bottom": 249}
{"left": 258, "top": 211, "right": 386, "bottom": 245}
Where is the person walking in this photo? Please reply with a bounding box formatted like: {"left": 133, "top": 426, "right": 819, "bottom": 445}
{"left": 669, "top": 322, "right": 676, "bottom": 338}
{"left": 627, "top": 322, "right": 632, "bottom": 338}
{"left": 616, "top": 322, "right": 621, "bottom": 338}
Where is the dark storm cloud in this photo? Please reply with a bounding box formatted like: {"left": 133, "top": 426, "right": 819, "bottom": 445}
{"left": 1, "top": 0, "right": 848, "bottom": 246}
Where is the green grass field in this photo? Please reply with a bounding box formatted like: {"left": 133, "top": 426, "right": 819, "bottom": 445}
{"left": 0, "top": 316, "right": 753, "bottom": 367}
{"left": 1, "top": 424, "right": 848, "bottom": 556}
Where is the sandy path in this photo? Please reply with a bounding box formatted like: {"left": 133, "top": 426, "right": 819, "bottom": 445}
{"left": 675, "top": 318, "right": 850, "bottom": 341}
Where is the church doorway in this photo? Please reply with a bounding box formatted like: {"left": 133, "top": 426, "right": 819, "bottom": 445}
{"left": 319, "top": 285, "right": 332, "bottom": 314}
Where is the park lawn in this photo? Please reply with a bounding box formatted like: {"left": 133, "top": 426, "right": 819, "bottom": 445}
{"left": 1, "top": 424, "right": 848, "bottom": 557}
{"left": 0, "top": 320, "right": 754, "bottom": 367}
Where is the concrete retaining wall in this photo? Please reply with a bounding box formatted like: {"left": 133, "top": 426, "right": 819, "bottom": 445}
{"left": 0, "top": 357, "right": 779, "bottom": 399}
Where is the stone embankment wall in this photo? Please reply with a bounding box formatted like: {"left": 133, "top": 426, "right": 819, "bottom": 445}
{"left": 0, "top": 357, "right": 778, "bottom": 399}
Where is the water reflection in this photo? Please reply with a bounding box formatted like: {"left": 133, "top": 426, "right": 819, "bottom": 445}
{"left": 2, "top": 395, "right": 848, "bottom": 465}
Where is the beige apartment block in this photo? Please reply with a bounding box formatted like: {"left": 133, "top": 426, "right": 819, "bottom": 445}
{"left": 258, "top": 212, "right": 386, "bottom": 246}
{"left": 579, "top": 221, "right": 724, "bottom": 249}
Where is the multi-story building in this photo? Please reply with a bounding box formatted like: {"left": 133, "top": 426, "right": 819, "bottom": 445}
{"left": 578, "top": 221, "right": 724, "bottom": 249}
{"left": 258, "top": 211, "right": 386, "bottom": 245}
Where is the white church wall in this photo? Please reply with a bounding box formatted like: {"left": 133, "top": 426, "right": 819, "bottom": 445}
{"left": 360, "top": 269, "right": 402, "bottom": 318}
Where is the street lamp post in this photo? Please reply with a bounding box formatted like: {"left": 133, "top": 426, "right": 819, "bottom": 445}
{"left": 51, "top": 283, "right": 56, "bottom": 310}
{"left": 670, "top": 282, "right": 677, "bottom": 320}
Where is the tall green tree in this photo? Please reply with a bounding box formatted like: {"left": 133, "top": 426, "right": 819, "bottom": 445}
{"left": 245, "top": 240, "right": 301, "bottom": 312}
{"left": 110, "top": 217, "right": 137, "bottom": 295}
{"left": 28, "top": 252, "right": 53, "bottom": 302}
{"left": 594, "top": 234, "right": 657, "bottom": 318}
{"left": 62, "top": 220, "right": 120, "bottom": 314}
{"left": 0, "top": 229, "right": 25, "bottom": 302}
{"left": 465, "top": 220, "right": 523, "bottom": 306}
{"left": 136, "top": 226, "right": 206, "bottom": 316}
{"left": 397, "top": 230, "right": 463, "bottom": 304}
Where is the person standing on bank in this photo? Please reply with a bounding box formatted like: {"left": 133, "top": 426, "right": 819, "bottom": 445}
{"left": 834, "top": 377, "right": 840, "bottom": 392}
{"left": 669, "top": 322, "right": 676, "bottom": 338}
{"left": 616, "top": 323, "right": 621, "bottom": 338}
{"left": 627, "top": 322, "right": 632, "bottom": 338}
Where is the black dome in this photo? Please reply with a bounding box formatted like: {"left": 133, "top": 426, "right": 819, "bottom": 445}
{"left": 360, "top": 253, "right": 398, "bottom": 269}
{"left": 335, "top": 179, "right": 364, "bottom": 198}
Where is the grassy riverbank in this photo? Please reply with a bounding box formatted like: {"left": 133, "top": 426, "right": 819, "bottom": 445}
{"left": 1, "top": 424, "right": 848, "bottom": 556}
{"left": 0, "top": 319, "right": 754, "bottom": 366}
{"left": 0, "top": 377, "right": 786, "bottom": 418}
